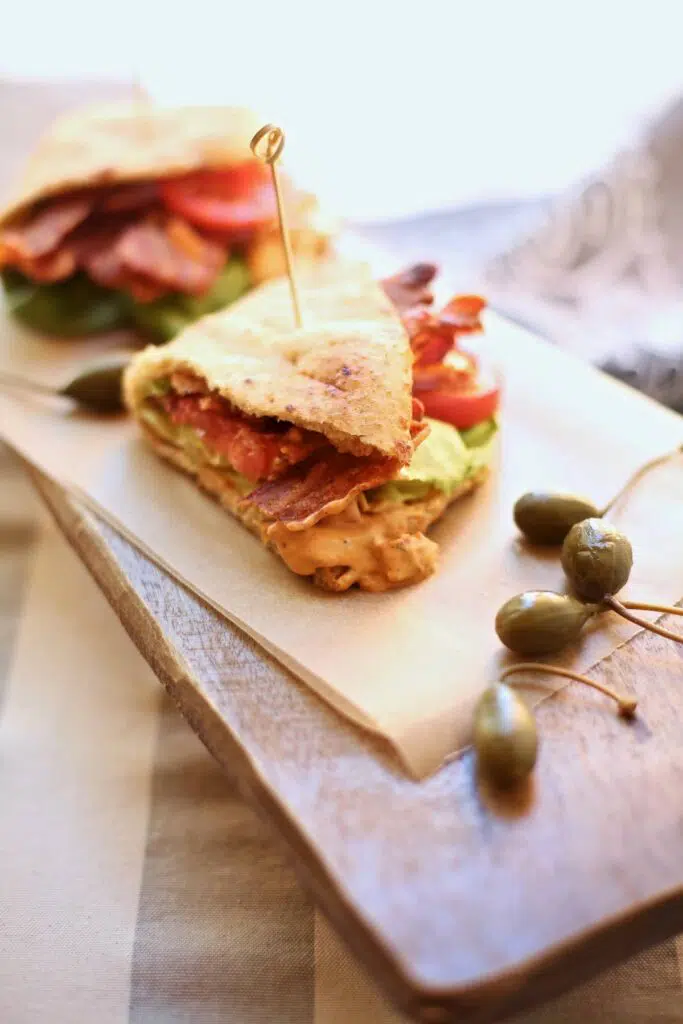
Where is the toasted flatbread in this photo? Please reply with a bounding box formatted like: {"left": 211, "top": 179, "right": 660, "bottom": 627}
{"left": 125, "top": 261, "right": 496, "bottom": 591}
{"left": 124, "top": 261, "right": 415, "bottom": 462}
{"left": 0, "top": 102, "right": 265, "bottom": 227}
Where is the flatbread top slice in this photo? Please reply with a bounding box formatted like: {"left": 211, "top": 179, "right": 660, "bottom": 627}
{"left": 124, "top": 260, "right": 416, "bottom": 463}
{"left": 0, "top": 102, "right": 264, "bottom": 227}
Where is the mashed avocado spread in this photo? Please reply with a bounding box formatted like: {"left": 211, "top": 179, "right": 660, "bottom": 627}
{"left": 370, "top": 417, "right": 497, "bottom": 503}
{"left": 139, "top": 401, "right": 254, "bottom": 496}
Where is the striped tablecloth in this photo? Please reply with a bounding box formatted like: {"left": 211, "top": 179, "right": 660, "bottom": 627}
{"left": 3, "top": 443, "right": 683, "bottom": 1023}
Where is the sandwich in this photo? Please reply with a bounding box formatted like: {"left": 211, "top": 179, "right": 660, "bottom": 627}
{"left": 124, "top": 261, "right": 498, "bottom": 592}
{"left": 0, "top": 103, "right": 331, "bottom": 341}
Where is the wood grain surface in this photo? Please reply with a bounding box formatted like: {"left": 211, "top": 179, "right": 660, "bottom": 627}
{"left": 31, "top": 465, "right": 683, "bottom": 1024}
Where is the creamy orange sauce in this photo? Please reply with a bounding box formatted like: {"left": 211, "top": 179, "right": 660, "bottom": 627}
{"left": 149, "top": 412, "right": 451, "bottom": 592}
{"left": 266, "top": 495, "right": 445, "bottom": 591}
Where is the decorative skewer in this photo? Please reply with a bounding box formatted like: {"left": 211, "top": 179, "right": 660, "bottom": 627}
{"left": 250, "top": 124, "right": 302, "bottom": 328}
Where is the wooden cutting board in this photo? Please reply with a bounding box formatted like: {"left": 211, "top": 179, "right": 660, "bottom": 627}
{"left": 30, "top": 464, "right": 683, "bottom": 1024}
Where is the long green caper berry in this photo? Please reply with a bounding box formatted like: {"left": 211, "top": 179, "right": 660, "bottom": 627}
{"left": 513, "top": 492, "right": 600, "bottom": 545}
{"left": 473, "top": 682, "right": 538, "bottom": 788}
{"left": 475, "top": 665, "right": 637, "bottom": 787}
{"left": 59, "top": 356, "right": 129, "bottom": 413}
{"left": 495, "top": 590, "right": 598, "bottom": 655}
{"left": 561, "top": 518, "right": 633, "bottom": 602}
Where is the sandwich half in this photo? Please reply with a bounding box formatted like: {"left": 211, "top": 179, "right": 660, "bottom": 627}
{"left": 0, "top": 103, "right": 332, "bottom": 341}
{"left": 124, "top": 261, "right": 497, "bottom": 592}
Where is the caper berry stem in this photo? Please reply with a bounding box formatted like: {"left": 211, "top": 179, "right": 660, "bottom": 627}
{"left": 621, "top": 600, "right": 683, "bottom": 617}
{"left": 601, "top": 444, "right": 683, "bottom": 516}
{"left": 500, "top": 662, "right": 637, "bottom": 717}
{"left": 604, "top": 596, "right": 683, "bottom": 646}
{"left": 0, "top": 370, "right": 58, "bottom": 399}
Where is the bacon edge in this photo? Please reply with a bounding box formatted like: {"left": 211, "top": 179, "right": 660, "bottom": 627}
{"left": 249, "top": 452, "right": 400, "bottom": 532}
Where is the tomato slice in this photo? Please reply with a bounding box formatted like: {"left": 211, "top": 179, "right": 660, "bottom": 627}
{"left": 224, "top": 426, "right": 276, "bottom": 481}
{"left": 418, "top": 384, "right": 500, "bottom": 430}
{"left": 161, "top": 164, "right": 277, "bottom": 237}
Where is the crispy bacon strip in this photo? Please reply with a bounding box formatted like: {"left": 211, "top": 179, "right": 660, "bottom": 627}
{"left": 412, "top": 355, "right": 478, "bottom": 393}
{"left": 98, "top": 182, "right": 160, "bottom": 212}
{"left": 71, "top": 221, "right": 128, "bottom": 281}
{"left": 440, "top": 294, "right": 486, "bottom": 331}
{"left": 381, "top": 263, "right": 437, "bottom": 312}
{"left": 9, "top": 248, "right": 77, "bottom": 283}
{"left": 250, "top": 452, "right": 399, "bottom": 530}
{"left": 404, "top": 299, "right": 486, "bottom": 370}
{"left": 0, "top": 186, "right": 228, "bottom": 300}
{"left": 115, "top": 216, "right": 225, "bottom": 296}
{"left": 72, "top": 223, "right": 166, "bottom": 302}
{"left": 382, "top": 266, "right": 485, "bottom": 371}
{"left": 0, "top": 197, "right": 94, "bottom": 264}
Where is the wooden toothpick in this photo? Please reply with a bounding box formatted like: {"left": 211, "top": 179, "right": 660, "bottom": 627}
{"left": 250, "top": 124, "right": 302, "bottom": 328}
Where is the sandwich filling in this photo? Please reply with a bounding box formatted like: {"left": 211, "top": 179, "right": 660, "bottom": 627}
{"left": 142, "top": 370, "right": 418, "bottom": 529}
{"left": 129, "top": 264, "right": 500, "bottom": 591}
{"left": 139, "top": 371, "right": 495, "bottom": 590}
{"left": 0, "top": 169, "right": 328, "bottom": 341}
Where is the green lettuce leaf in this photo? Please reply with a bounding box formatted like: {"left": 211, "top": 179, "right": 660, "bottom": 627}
{"left": 1, "top": 268, "right": 131, "bottom": 337}
{"left": 129, "top": 257, "right": 251, "bottom": 343}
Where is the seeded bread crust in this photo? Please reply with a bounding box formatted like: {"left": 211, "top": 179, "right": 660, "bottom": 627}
{"left": 124, "top": 262, "right": 415, "bottom": 463}
{"left": 0, "top": 103, "right": 269, "bottom": 226}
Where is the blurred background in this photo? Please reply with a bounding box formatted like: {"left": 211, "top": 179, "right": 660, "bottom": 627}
{"left": 3, "top": 1, "right": 680, "bottom": 217}
{"left": 4, "top": 0, "right": 683, "bottom": 405}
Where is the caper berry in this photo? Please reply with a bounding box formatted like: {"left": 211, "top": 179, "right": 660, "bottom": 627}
{"left": 59, "top": 355, "right": 128, "bottom": 413}
{"left": 474, "top": 682, "right": 538, "bottom": 788}
{"left": 495, "top": 590, "right": 597, "bottom": 655}
{"left": 513, "top": 492, "right": 600, "bottom": 545}
{"left": 561, "top": 518, "right": 633, "bottom": 601}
